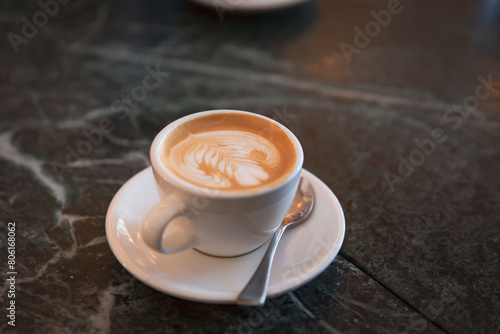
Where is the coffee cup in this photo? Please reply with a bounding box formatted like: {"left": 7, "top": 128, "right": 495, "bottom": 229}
{"left": 141, "top": 109, "right": 303, "bottom": 257}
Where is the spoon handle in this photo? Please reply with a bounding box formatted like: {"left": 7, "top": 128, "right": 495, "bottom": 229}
{"left": 236, "top": 224, "right": 288, "bottom": 306}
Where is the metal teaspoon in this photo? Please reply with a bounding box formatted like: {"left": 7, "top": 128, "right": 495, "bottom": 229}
{"left": 236, "top": 177, "right": 315, "bottom": 306}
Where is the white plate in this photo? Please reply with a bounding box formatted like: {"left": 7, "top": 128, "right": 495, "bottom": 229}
{"left": 190, "top": 0, "right": 309, "bottom": 12}
{"left": 105, "top": 167, "right": 345, "bottom": 304}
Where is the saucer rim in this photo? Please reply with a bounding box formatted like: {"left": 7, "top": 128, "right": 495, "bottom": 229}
{"left": 105, "top": 167, "right": 345, "bottom": 304}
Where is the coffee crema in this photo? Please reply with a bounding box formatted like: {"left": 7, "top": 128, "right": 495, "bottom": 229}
{"left": 161, "top": 113, "right": 297, "bottom": 192}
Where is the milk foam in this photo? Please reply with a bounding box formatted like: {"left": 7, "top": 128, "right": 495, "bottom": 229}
{"left": 167, "top": 130, "right": 280, "bottom": 189}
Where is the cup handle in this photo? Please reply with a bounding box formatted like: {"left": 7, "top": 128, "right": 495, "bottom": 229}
{"left": 141, "top": 196, "right": 198, "bottom": 254}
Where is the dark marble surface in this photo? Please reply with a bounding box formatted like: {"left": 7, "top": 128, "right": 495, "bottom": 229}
{"left": 1, "top": 0, "right": 499, "bottom": 333}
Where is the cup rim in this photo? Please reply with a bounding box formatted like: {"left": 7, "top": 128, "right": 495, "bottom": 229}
{"left": 150, "top": 109, "right": 304, "bottom": 199}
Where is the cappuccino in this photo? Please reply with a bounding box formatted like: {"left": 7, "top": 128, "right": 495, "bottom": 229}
{"left": 161, "top": 113, "right": 296, "bottom": 192}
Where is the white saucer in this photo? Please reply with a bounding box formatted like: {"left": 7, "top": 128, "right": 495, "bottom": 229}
{"left": 190, "top": 0, "right": 309, "bottom": 12}
{"left": 105, "top": 167, "right": 345, "bottom": 304}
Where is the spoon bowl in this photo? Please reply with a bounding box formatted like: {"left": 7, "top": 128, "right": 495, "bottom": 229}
{"left": 236, "top": 176, "right": 315, "bottom": 306}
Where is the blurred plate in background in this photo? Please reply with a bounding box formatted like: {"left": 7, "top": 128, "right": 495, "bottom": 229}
{"left": 190, "top": 0, "right": 309, "bottom": 12}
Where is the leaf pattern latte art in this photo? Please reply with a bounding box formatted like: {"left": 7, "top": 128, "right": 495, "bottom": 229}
{"left": 168, "top": 130, "right": 280, "bottom": 189}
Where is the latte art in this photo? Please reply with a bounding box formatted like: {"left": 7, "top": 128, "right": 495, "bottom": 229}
{"left": 161, "top": 112, "right": 297, "bottom": 192}
{"left": 169, "top": 131, "right": 279, "bottom": 189}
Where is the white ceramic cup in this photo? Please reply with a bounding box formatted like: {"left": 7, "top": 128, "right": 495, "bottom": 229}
{"left": 141, "top": 110, "right": 304, "bottom": 257}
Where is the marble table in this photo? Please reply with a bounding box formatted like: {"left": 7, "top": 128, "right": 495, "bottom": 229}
{"left": 1, "top": 0, "right": 499, "bottom": 333}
